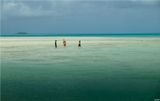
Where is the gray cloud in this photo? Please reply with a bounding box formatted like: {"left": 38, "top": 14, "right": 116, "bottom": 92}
{"left": 1, "top": 0, "right": 160, "bottom": 34}
{"left": 2, "top": 1, "right": 53, "bottom": 17}
{"left": 2, "top": 0, "right": 160, "bottom": 18}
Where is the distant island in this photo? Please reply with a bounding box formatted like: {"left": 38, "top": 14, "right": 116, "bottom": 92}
{"left": 16, "top": 32, "right": 29, "bottom": 34}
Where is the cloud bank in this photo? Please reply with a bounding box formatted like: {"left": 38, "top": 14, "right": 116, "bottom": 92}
{"left": 1, "top": 0, "right": 160, "bottom": 34}
{"left": 2, "top": 0, "right": 160, "bottom": 18}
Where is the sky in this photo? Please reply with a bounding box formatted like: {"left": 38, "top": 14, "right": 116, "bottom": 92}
{"left": 1, "top": 0, "right": 160, "bottom": 34}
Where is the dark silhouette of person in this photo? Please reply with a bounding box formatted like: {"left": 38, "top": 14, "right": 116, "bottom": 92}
{"left": 78, "top": 40, "right": 81, "bottom": 47}
{"left": 55, "top": 40, "right": 57, "bottom": 48}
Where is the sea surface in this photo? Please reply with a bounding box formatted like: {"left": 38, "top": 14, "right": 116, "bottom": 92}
{"left": 1, "top": 36, "right": 160, "bottom": 101}
{"left": 1, "top": 33, "right": 160, "bottom": 37}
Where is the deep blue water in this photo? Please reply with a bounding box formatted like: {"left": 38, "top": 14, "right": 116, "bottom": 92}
{"left": 1, "top": 33, "right": 160, "bottom": 37}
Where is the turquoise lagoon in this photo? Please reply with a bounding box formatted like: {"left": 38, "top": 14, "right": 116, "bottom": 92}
{"left": 1, "top": 36, "right": 160, "bottom": 101}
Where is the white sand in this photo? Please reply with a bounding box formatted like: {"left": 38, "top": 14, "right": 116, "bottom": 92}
{"left": 1, "top": 37, "right": 160, "bottom": 48}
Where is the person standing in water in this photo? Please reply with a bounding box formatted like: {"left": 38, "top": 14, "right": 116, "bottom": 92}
{"left": 55, "top": 40, "right": 57, "bottom": 48}
{"left": 63, "top": 39, "right": 66, "bottom": 47}
{"left": 78, "top": 40, "right": 81, "bottom": 47}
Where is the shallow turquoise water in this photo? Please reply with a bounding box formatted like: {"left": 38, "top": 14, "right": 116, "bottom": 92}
{"left": 1, "top": 38, "right": 160, "bottom": 101}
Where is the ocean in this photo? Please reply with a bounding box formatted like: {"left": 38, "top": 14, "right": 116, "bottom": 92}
{"left": 1, "top": 33, "right": 160, "bottom": 37}
{"left": 1, "top": 35, "right": 160, "bottom": 101}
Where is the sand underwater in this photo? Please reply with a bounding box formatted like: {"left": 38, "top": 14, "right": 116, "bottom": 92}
{"left": 1, "top": 37, "right": 160, "bottom": 101}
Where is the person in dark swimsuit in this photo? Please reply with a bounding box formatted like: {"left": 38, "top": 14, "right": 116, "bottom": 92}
{"left": 78, "top": 40, "right": 81, "bottom": 47}
{"left": 55, "top": 40, "right": 57, "bottom": 48}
